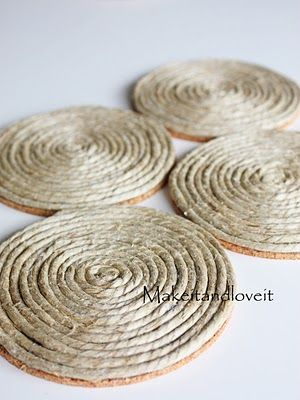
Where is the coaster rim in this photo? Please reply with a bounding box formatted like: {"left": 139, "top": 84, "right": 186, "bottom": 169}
{"left": 166, "top": 114, "right": 300, "bottom": 142}
{"left": 0, "top": 167, "right": 170, "bottom": 216}
{"left": 219, "top": 239, "right": 300, "bottom": 260}
{"left": 171, "top": 201, "right": 300, "bottom": 260}
{"left": 0, "top": 318, "right": 230, "bottom": 387}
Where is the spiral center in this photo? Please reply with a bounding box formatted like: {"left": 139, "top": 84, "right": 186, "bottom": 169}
{"left": 88, "top": 265, "right": 120, "bottom": 284}
{"left": 261, "top": 166, "right": 294, "bottom": 186}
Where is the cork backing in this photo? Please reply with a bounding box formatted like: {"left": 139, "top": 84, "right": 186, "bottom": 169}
{"left": 0, "top": 318, "right": 230, "bottom": 387}
{"left": 172, "top": 201, "right": 300, "bottom": 260}
{"left": 0, "top": 178, "right": 168, "bottom": 217}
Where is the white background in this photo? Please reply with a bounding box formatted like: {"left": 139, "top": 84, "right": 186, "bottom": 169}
{"left": 0, "top": 0, "right": 299, "bottom": 399}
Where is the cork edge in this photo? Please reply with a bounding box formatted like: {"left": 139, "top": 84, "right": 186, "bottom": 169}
{"left": 0, "top": 178, "right": 168, "bottom": 217}
{"left": 168, "top": 128, "right": 211, "bottom": 142}
{"left": 219, "top": 239, "right": 300, "bottom": 260}
{"left": 167, "top": 113, "right": 300, "bottom": 142}
{"left": 171, "top": 201, "right": 300, "bottom": 260}
{"left": 0, "top": 318, "right": 230, "bottom": 387}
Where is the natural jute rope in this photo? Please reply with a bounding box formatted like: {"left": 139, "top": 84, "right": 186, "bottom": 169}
{"left": 0, "top": 106, "right": 175, "bottom": 215}
{"left": 0, "top": 206, "right": 234, "bottom": 386}
{"left": 133, "top": 60, "right": 300, "bottom": 141}
{"left": 169, "top": 130, "right": 300, "bottom": 259}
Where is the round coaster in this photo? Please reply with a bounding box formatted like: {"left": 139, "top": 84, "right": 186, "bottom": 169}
{"left": 0, "top": 206, "right": 235, "bottom": 386}
{"left": 169, "top": 130, "right": 300, "bottom": 258}
{"left": 132, "top": 60, "right": 300, "bottom": 141}
{"left": 0, "top": 106, "right": 175, "bottom": 215}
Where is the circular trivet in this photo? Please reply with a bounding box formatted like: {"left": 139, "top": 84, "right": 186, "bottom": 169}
{"left": 0, "top": 106, "right": 175, "bottom": 216}
{"left": 0, "top": 206, "right": 234, "bottom": 386}
{"left": 169, "top": 130, "right": 300, "bottom": 258}
{"left": 132, "top": 60, "right": 300, "bottom": 141}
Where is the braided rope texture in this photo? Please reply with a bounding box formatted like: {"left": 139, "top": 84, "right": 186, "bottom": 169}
{"left": 169, "top": 130, "right": 300, "bottom": 258}
{"left": 0, "top": 206, "right": 234, "bottom": 385}
{"left": 133, "top": 60, "right": 300, "bottom": 141}
{"left": 0, "top": 106, "right": 175, "bottom": 215}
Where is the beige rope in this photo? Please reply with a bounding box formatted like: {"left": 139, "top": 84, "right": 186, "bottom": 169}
{"left": 133, "top": 60, "right": 300, "bottom": 140}
{"left": 169, "top": 130, "right": 300, "bottom": 257}
{"left": 0, "top": 206, "right": 234, "bottom": 382}
{"left": 0, "top": 106, "right": 175, "bottom": 214}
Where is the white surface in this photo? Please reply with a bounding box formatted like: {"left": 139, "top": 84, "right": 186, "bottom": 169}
{"left": 0, "top": 0, "right": 299, "bottom": 399}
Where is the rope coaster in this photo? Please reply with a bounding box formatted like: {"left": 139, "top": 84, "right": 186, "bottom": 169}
{"left": 0, "top": 206, "right": 234, "bottom": 386}
{"left": 133, "top": 60, "right": 300, "bottom": 141}
{"left": 0, "top": 106, "right": 175, "bottom": 215}
{"left": 169, "top": 130, "right": 300, "bottom": 258}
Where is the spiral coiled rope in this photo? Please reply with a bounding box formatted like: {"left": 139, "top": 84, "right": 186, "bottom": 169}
{"left": 0, "top": 206, "right": 234, "bottom": 384}
{"left": 169, "top": 130, "right": 300, "bottom": 258}
{"left": 0, "top": 106, "right": 175, "bottom": 215}
{"left": 133, "top": 60, "right": 300, "bottom": 141}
